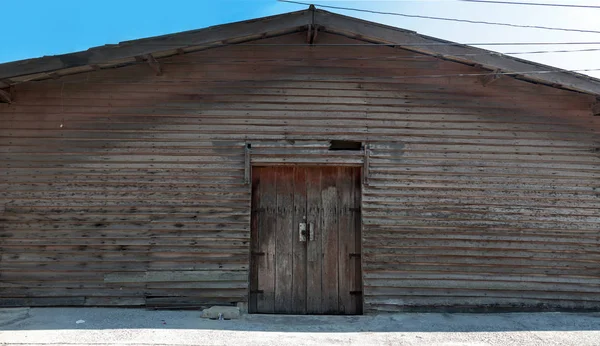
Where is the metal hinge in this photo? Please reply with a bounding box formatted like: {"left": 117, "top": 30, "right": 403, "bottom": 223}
{"left": 350, "top": 291, "right": 363, "bottom": 296}
{"left": 251, "top": 251, "right": 265, "bottom": 257}
{"left": 349, "top": 253, "right": 361, "bottom": 258}
{"left": 250, "top": 290, "right": 264, "bottom": 294}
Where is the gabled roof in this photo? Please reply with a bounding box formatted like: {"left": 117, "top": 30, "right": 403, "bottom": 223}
{"left": 1, "top": 5, "right": 600, "bottom": 97}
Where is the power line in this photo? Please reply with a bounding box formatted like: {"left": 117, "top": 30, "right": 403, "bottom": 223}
{"left": 459, "top": 0, "right": 600, "bottom": 9}
{"left": 75, "top": 67, "right": 600, "bottom": 81}
{"left": 130, "top": 42, "right": 600, "bottom": 47}
{"left": 465, "top": 47, "right": 600, "bottom": 55}
{"left": 379, "top": 68, "right": 600, "bottom": 79}
{"left": 148, "top": 47, "right": 600, "bottom": 64}
{"left": 278, "top": 0, "right": 600, "bottom": 35}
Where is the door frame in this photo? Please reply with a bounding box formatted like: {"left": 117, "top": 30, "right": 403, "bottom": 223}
{"left": 248, "top": 164, "right": 364, "bottom": 314}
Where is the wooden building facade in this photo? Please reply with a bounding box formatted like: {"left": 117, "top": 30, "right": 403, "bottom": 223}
{"left": 1, "top": 7, "right": 600, "bottom": 313}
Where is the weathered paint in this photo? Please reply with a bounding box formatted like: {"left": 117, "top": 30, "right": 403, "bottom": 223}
{"left": 0, "top": 32, "right": 599, "bottom": 311}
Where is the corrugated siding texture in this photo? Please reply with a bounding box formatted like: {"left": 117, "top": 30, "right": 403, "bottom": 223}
{"left": 1, "top": 31, "right": 599, "bottom": 310}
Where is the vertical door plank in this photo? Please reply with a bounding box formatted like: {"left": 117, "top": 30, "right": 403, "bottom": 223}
{"left": 306, "top": 167, "right": 323, "bottom": 314}
{"left": 351, "top": 167, "right": 363, "bottom": 314}
{"left": 337, "top": 166, "right": 355, "bottom": 314}
{"left": 249, "top": 167, "right": 261, "bottom": 313}
{"left": 274, "top": 167, "right": 294, "bottom": 313}
{"left": 256, "top": 168, "right": 277, "bottom": 313}
{"left": 291, "top": 167, "right": 307, "bottom": 314}
{"left": 320, "top": 167, "right": 340, "bottom": 314}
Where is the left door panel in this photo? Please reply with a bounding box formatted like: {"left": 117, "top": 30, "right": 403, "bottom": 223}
{"left": 250, "top": 167, "right": 306, "bottom": 314}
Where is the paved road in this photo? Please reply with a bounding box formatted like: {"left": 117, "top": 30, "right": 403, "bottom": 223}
{"left": 1, "top": 308, "right": 599, "bottom": 345}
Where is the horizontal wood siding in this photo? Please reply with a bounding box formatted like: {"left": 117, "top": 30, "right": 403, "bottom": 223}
{"left": 1, "top": 31, "right": 599, "bottom": 310}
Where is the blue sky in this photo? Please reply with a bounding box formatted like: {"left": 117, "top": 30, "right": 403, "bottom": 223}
{"left": 4, "top": 0, "right": 600, "bottom": 77}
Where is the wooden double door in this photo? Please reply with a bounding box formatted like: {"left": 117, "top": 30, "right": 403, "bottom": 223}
{"left": 250, "top": 166, "right": 362, "bottom": 315}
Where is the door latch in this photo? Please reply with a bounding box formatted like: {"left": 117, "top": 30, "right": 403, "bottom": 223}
{"left": 299, "top": 223, "right": 307, "bottom": 242}
{"left": 300, "top": 223, "right": 314, "bottom": 241}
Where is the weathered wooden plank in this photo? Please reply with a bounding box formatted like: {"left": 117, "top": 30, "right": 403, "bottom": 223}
{"left": 351, "top": 167, "right": 363, "bottom": 314}
{"left": 0, "top": 287, "right": 145, "bottom": 297}
{"left": 6, "top": 93, "right": 587, "bottom": 112}
{"left": 364, "top": 271, "right": 600, "bottom": 284}
{"left": 320, "top": 167, "right": 340, "bottom": 314}
{"left": 0, "top": 261, "right": 247, "bottom": 271}
{"left": 249, "top": 167, "right": 261, "bottom": 313}
{"left": 14, "top": 77, "right": 588, "bottom": 100}
{"left": 364, "top": 287, "right": 600, "bottom": 301}
{"left": 0, "top": 297, "right": 86, "bottom": 307}
{"left": 337, "top": 167, "right": 353, "bottom": 314}
{"left": 13, "top": 87, "right": 591, "bottom": 107}
{"left": 255, "top": 168, "right": 277, "bottom": 313}
{"left": 85, "top": 297, "right": 146, "bottom": 306}
{"left": 291, "top": 167, "right": 307, "bottom": 314}
{"left": 306, "top": 168, "right": 323, "bottom": 314}
{"left": 145, "top": 288, "right": 247, "bottom": 298}
{"left": 365, "top": 279, "right": 600, "bottom": 293}
{"left": 103, "top": 270, "right": 247, "bottom": 283}
{"left": 363, "top": 297, "right": 600, "bottom": 311}
{"left": 274, "top": 167, "right": 294, "bottom": 313}
{"left": 6, "top": 111, "right": 598, "bottom": 130}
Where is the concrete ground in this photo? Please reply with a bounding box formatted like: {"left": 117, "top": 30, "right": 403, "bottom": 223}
{"left": 0, "top": 308, "right": 599, "bottom": 346}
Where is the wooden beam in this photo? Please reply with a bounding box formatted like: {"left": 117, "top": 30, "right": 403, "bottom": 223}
{"left": 593, "top": 99, "right": 600, "bottom": 116}
{"left": 307, "top": 25, "right": 320, "bottom": 44}
{"left": 480, "top": 70, "right": 502, "bottom": 87}
{"left": 0, "top": 89, "right": 12, "bottom": 103}
{"left": 105, "top": 270, "right": 246, "bottom": 283}
{"left": 0, "top": 78, "right": 13, "bottom": 88}
{"left": 244, "top": 143, "right": 251, "bottom": 184}
{"left": 135, "top": 54, "right": 162, "bottom": 75}
{"left": 143, "top": 54, "right": 162, "bottom": 76}
{"left": 363, "top": 143, "right": 370, "bottom": 186}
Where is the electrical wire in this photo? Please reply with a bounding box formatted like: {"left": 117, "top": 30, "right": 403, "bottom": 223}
{"left": 158, "top": 48, "right": 600, "bottom": 61}
{"left": 129, "top": 42, "right": 600, "bottom": 47}
{"left": 378, "top": 68, "right": 600, "bottom": 79}
{"left": 149, "top": 47, "right": 600, "bottom": 64}
{"left": 278, "top": 0, "right": 600, "bottom": 35}
{"left": 67, "top": 67, "right": 600, "bottom": 82}
{"left": 459, "top": 0, "right": 600, "bottom": 9}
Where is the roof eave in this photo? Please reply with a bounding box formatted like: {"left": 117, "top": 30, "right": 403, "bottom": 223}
{"left": 1, "top": 6, "right": 600, "bottom": 97}
{"left": 0, "top": 8, "right": 312, "bottom": 87}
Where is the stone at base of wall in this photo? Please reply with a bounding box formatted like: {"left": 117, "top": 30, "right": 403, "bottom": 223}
{"left": 0, "top": 308, "right": 30, "bottom": 326}
{"left": 201, "top": 306, "right": 241, "bottom": 320}
{"left": 237, "top": 302, "right": 248, "bottom": 313}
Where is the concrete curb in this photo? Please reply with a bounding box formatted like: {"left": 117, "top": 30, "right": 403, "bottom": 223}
{"left": 0, "top": 308, "right": 30, "bottom": 327}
